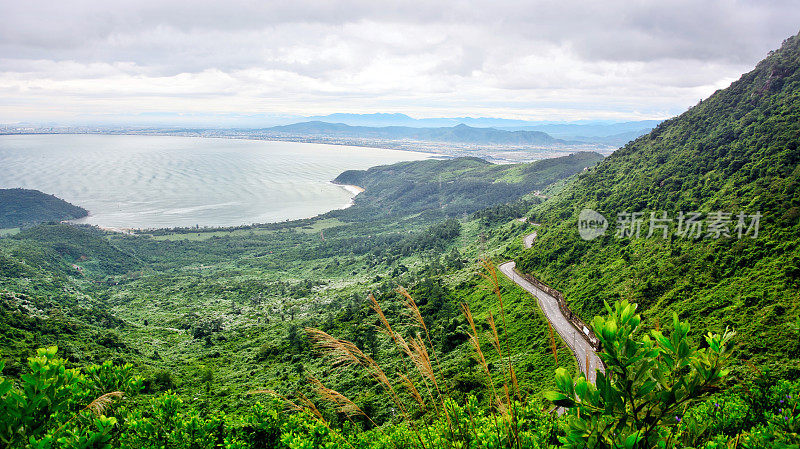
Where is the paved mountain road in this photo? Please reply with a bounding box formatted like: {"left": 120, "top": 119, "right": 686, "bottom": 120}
{"left": 522, "top": 232, "right": 537, "bottom": 249}
{"left": 499, "top": 232, "right": 603, "bottom": 383}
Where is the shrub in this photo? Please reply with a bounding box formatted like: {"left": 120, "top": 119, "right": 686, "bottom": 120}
{"left": 545, "top": 300, "right": 736, "bottom": 449}
{"left": 0, "top": 346, "right": 141, "bottom": 448}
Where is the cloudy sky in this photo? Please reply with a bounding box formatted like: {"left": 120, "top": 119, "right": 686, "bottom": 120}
{"left": 2, "top": 0, "right": 799, "bottom": 126}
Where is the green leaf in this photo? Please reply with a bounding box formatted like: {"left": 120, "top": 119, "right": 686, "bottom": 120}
{"left": 543, "top": 391, "right": 575, "bottom": 407}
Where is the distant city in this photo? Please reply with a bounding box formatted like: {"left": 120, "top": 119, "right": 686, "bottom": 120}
{"left": 0, "top": 113, "right": 660, "bottom": 162}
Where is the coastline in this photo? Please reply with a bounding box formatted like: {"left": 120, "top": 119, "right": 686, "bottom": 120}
{"left": 67, "top": 183, "right": 366, "bottom": 234}
{"left": 331, "top": 181, "right": 365, "bottom": 209}
{"left": 9, "top": 133, "right": 427, "bottom": 231}
{"left": 71, "top": 219, "right": 136, "bottom": 235}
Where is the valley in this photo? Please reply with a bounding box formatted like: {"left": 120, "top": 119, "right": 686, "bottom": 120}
{"left": 1, "top": 26, "right": 800, "bottom": 449}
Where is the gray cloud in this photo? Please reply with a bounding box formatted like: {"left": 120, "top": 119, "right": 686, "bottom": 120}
{"left": 0, "top": 0, "right": 798, "bottom": 124}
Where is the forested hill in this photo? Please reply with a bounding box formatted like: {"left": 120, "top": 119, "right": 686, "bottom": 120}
{"left": 332, "top": 152, "right": 603, "bottom": 220}
{"left": 517, "top": 32, "right": 800, "bottom": 374}
{"left": 269, "top": 121, "right": 565, "bottom": 145}
{"left": 0, "top": 188, "right": 88, "bottom": 228}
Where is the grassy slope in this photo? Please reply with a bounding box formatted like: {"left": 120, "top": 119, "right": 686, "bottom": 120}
{"left": 517, "top": 33, "right": 800, "bottom": 376}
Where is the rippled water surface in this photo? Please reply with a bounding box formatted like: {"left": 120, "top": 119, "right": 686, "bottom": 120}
{"left": 0, "top": 134, "right": 431, "bottom": 229}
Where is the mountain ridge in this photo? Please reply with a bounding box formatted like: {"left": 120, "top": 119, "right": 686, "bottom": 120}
{"left": 0, "top": 188, "right": 88, "bottom": 229}
{"left": 268, "top": 121, "right": 566, "bottom": 145}
{"left": 516, "top": 30, "right": 800, "bottom": 374}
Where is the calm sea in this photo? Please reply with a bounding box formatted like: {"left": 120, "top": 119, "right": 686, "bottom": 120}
{"left": 0, "top": 134, "right": 431, "bottom": 229}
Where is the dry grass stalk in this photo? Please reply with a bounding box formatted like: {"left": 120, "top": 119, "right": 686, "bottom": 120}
{"left": 478, "top": 263, "right": 522, "bottom": 449}
{"left": 251, "top": 387, "right": 362, "bottom": 449}
{"left": 392, "top": 287, "right": 455, "bottom": 434}
{"left": 509, "top": 365, "right": 519, "bottom": 403}
{"left": 488, "top": 312, "right": 514, "bottom": 413}
{"left": 310, "top": 377, "right": 400, "bottom": 449}
{"left": 480, "top": 259, "right": 521, "bottom": 402}
{"left": 371, "top": 295, "right": 438, "bottom": 409}
{"left": 744, "top": 359, "right": 763, "bottom": 377}
{"left": 408, "top": 334, "right": 438, "bottom": 392}
{"left": 306, "top": 327, "right": 428, "bottom": 449}
{"left": 248, "top": 389, "right": 305, "bottom": 413}
{"left": 461, "top": 302, "right": 499, "bottom": 406}
{"left": 396, "top": 287, "right": 426, "bottom": 331}
{"left": 398, "top": 372, "right": 427, "bottom": 411}
{"left": 307, "top": 327, "right": 406, "bottom": 408}
{"left": 310, "top": 286, "right": 532, "bottom": 448}
{"left": 395, "top": 287, "right": 446, "bottom": 391}
{"left": 85, "top": 391, "right": 124, "bottom": 417}
{"left": 548, "top": 322, "right": 559, "bottom": 365}
{"left": 54, "top": 390, "right": 125, "bottom": 437}
{"left": 297, "top": 391, "right": 359, "bottom": 449}
{"left": 487, "top": 313, "right": 503, "bottom": 356}
{"left": 309, "top": 377, "right": 367, "bottom": 419}
{"left": 370, "top": 295, "right": 440, "bottom": 411}
{"left": 296, "top": 392, "right": 326, "bottom": 422}
{"left": 585, "top": 354, "right": 590, "bottom": 378}
{"left": 370, "top": 294, "right": 398, "bottom": 343}
{"left": 306, "top": 328, "right": 366, "bottom": 368}
{"left": 394, "top": 332, "right": 440, "bottom": 417}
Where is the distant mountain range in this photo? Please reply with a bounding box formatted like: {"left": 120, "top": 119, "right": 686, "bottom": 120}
{"left": 266, "top": 122, "right": 565, "bottom": 145}
{"left": 304, "top": 112, "right": 535, "bottom": 128}
{"left": 498, "top": 121, "right": 662, "bottom": 146}
{"left": 304, "top": 112, "right": 660, "bottom": 132}
{"left": 276, "top": 115, "right": 660, "bottom": 147}
{"left": 2, "top": 114, "right": 660, "bottom": 150}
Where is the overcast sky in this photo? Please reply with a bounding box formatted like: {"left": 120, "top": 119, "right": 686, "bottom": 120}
{"left": 1, "top": 0, "right": 799, "bottom": 126}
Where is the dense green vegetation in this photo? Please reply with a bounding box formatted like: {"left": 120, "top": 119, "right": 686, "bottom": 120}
{"left": 333, "top": 152, "right": 601, "bottom": 220}
{"left": 0, "top": 189, "right": 88, "bottom": 229}
{"left": 546, "top": 301, "right": 736, "bottom": 449}
{"left": 3, "top": 31, "right": 800, "bottom": 449}
{"left": 0, "top": 154, "right": 591, "bottom": 447}
{"left": 517, "top": 33, "right": 800, "bottom": 378}
{"left": 2, "top": 303, "right": 797, "bottom": 448}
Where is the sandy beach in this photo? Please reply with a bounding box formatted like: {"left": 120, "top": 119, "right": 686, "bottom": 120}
{"left": 331, "top": 182, "right": 365, "bottom": 209}
{"left": 337, "top": 183, "right": 365, "bottom": 195}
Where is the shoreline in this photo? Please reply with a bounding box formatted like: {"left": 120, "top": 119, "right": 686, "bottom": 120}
{"left": 332, "top": 182, "right": 365, "bottom": 195}
{"left": 76, "top": 182, "right": 366, "bottom": 235}
{"left": 331, "top": 181, "right": 365, "bottom": 209}
{"left": 14, "top": 133, "right": 402, "bottom": 234}
{"left": 69, "top": 219, "right": 137, "bottom": 235}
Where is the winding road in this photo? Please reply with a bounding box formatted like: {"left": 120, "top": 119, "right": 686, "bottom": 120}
{"left": 498, "top": 231, "right": 603, "bottom": 383}
{"left": 522, "top": 232, "right": 538, "bottom": 249}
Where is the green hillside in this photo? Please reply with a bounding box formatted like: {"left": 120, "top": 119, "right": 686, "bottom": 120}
{"left": 3, "top": 32, "right": 800, "bottom": 449}
{"left": 517, "top": 33, "right": 800, "bottom": 375}
{"left": 0, "top": 155, "right": 590, "bottom": 413}
{"left": 0, "top": 188, "right": 88, "bottom": 228}
{"left": 333, "top": 152, "right": 602, "bottom": 220}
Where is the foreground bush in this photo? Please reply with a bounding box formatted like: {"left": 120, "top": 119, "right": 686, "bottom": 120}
{"left": 546, "top": 300, "right": 736, "bottom": 449}
{"left": 1, "top": 300, "right": 798, "bottom": 448}
{"left": 0, "top": 346, "right": 141, "bottom": 448}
